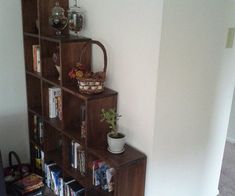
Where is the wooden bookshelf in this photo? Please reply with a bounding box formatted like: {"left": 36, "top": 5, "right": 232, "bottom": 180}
{"left": 21, "top": 0, "right": 147, "bottom": 196}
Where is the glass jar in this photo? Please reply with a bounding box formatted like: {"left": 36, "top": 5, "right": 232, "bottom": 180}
{"left": 67, "top": 0, "right": 84, "bottom": 35}
{"left": 49, "top": 1, "right": 68, "bottom": 35}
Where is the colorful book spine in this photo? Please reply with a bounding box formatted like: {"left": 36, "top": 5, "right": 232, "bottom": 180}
{"left": 33, "top": 115, "right": 38, "bottom": 141}
{"left": 48, "top": 87, "right": 61, "bottom": 119}
{"left": 32, "top": 45, "right": 41, "bottom": 73}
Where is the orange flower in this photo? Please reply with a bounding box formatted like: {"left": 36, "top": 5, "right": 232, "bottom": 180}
{"left": 76, "top": 70, "right": 84, "bottom": 79}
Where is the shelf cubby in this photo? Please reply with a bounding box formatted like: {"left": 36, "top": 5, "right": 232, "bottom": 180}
{"left": 62, "top": 90, "right": 84, "bottom": 141}
{"left": 62, "top": 137, "right": 88, "bottom": 185}
{"left": 42, "top": 81, "right": 62, "bottom": 130}
{"left": 21, "top": 0, "right": 39, "bottom": 34}
{"left": 40, "top": 40, "right": 60, "bottom": 84}
{"left": 44, "top": 123, "right": 63, "bottom": 167}
{"left": 24, "top": 36, "right": 40, "bottom": 72}
{"left": 28, "top": 112, "right": 44, "bottom": 147}
{"left": 26, "top": 74, "right": 42, "bottom": 114}
{"left": 30, "top": 142, "right": 43, "bottom": 176}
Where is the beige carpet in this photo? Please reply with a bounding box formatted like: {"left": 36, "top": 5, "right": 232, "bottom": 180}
{"left": 218, "top": 141, "right": 235, "bottom": 196}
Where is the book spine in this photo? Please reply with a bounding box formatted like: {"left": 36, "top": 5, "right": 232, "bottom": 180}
{"left": 71, "top": 141, "right": 75, "bottom": 168}
{"left": 41, "top": 151, "right": 44, "bottom": 171}
{"left": 36, "top": 46, "right": 41, "bottom": 73}
{"left": 32, "top": 45, "right": 38, "bottom": 72}
{"left": 46, "top": 163, "right": 56, "bottom": 188}
{"left": 35, "top": 146, "right": 42, "bottom": 170}
{"left": 79, "top": 150, "right": 85, "bottom": 175}
{"left": 33, "top": 115, "right": 38, "bottom": 141}
{"left": 56, "top": 96, "right": 63, "bottom": 120}
{"left": 38, "top": 119, "right": 43, "bottom": 144}
{"left": 48, "top": 88, "right": 57, "bottom": 118}
{"left": 48, "top": 87, "right": 62, "bottom": 119}
{"left": 59, "top": 178, "right": 63, "bottom": 196}
{"left": 74, "top": 142, "right": 78, "bottom": 169}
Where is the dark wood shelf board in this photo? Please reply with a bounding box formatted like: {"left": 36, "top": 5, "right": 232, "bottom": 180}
{"left": 63, "top": 166, "right": 88, "bottom": 186}
{"left": 28, "top": 107, "right": 42, "bottom": 116}
{"left": 63, "top": 129, "right": 82, "bottom": 143}
{"left": 88, "top": 145, "right": 146, "bottom": 169}
{"left": 44, "top": 117, "right": 63, "bottom": 132}
{"left": 30, "top": 140, "right": 44, "bottom": 151}
{"left": 40, "top": 34, "right": 91, "bottom": 43}
{"left": 26, "top": 70, "right": 42, "bottom": 79}
{"left": 46, "top": 150, "right": 63, "bottom": 168}
{"left": 24, "top": 32, "right": 39, "bottom": 38}
{"left": 86, "top": 187, "right": 114, "bottom": 196}
{"left": 62, "top": 86, "right": 118, "bottom": 101}
{"left": 42, "top": 77, "right": 61, "bottom": 88}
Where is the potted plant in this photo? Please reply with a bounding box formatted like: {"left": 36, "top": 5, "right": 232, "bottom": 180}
{"left": 101, "top": 108, "right": 126, "bottom": 154}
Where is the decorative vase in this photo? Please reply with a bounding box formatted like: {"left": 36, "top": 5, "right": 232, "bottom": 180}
{"left": 67, "top": 0, "right": 84, "bottom": 35}
{"left": 49, "top": 1, "right": 68, "bottom": 36}
{"left": 107, "top": 133, "right": 126, "bottom": 154}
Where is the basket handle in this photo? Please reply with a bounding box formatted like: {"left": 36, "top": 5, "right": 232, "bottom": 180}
{"left": 8, "top": 151, "right": 23, "bottom": 178}
{"left": 79, "top": 40, "right": 107, "bottom": 74}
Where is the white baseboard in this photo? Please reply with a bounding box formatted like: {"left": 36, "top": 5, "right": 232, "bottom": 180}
{"left": 226, "top": 137, "right": 235, "bottom": 144}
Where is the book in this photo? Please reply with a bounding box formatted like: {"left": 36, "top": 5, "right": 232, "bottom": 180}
{"left": 33, "top": 115, "right": 38, "bottom": 141}
{"left": 32, "top": 45, "right": 41, "bottom": 73}
{"left": 92, "top": 160, "right": 115, "bottom": 192}
{"left": 44, "top": 161, "right": 56, "bottom": 188}
{"left": 48, "top": 87, "right": 61, "bottom": 119}
{"left": 50, "top": 165, "right": 61, "bottom": 195}
{"left": 56, "top": 96, "right": 63, "bottom": 120}
{"left": 58, "top": 177, "right": 64, "bottom": 196}
{"left": 36, "top": 46, "right": 41, "bottom": 73}
{"left": 14, "top": 173, "right": 43, "bottom": 195}
{"left": 34, "top": 146, "right": 42, "bottom": 170}
{"left": 78, "top": 149, "right": 85, "bottom": 175}
{"left": 68, "top": 181, "right": 84, "bottom": 196}
{"left": 63, "top": 177, "right": 76, "bottom": 196}
{"left": 38, "top": 119, "right": 43, "bottom": 144}
{"left": 71, "top": 141, "right": 75, "bottom": 168}
{"left": 106, "top": 168, "right": 115, "bottom": 192}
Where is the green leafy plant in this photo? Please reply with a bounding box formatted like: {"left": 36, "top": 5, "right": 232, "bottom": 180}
{"left": 100, "top": 108, "right": 122, "bottom": 138}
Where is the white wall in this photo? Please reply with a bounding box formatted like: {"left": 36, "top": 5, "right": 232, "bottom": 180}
{"left": 70, "top": 0, "right": 235, "bottom": 196}
{"left": 227, "top": 91, "right": 235, "bottom": 143}
{"left": 0, "top": 1, "right": 29, "bottom": 166}
{"left": 224, "top": 0, "right": 235, "bottom": 143}
{"left": 72, "top": 0, "right": 164, "bottom": 195}
{"left": 151, "top": 0, "right": 235, "bottom": 196}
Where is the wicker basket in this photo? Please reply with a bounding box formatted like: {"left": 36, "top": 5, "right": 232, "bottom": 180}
{"left": 71, "top": 40, "right": 107, "bottom": 95}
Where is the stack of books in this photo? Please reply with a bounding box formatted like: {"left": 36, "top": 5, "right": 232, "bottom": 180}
{"left": 14, "top": 174, "right": 44, "bottom": 195}
{"left": 92, "top": 160, "right": 115, "bottom": 192}
{"left": 44, "top": 161, "right": 85, "bottom": 196}
{"left": 70, "top": 141, "right": 86, "bottom": 175}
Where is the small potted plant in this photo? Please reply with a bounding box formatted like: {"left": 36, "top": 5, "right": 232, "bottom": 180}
{"left": 101, "top": 108, "right": 126, "bottom": 154}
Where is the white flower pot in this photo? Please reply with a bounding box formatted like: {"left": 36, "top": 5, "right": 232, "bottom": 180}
{"left": 107, "top": 133, "right": 126, "bottom": 154}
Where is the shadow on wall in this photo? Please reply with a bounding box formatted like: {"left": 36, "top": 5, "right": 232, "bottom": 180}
{"left": 0, "top": 112, "right": 29, "bottom": 167}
